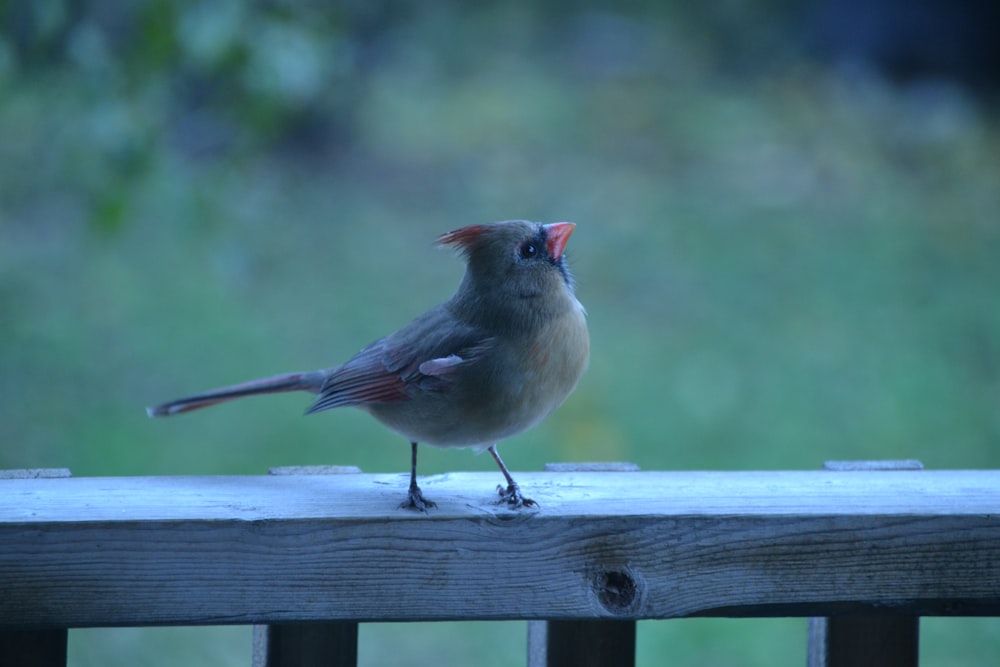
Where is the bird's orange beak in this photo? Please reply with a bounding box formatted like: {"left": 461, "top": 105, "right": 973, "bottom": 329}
{"left": 543, "top": 222, "right": 575, "bottom": 260}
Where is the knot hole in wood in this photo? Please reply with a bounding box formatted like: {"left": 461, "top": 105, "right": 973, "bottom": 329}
{"left": 593, "top": 567, "right": 643, "bottom": 616}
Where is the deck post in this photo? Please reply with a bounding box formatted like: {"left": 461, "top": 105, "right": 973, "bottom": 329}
{"left": 0, "top": 630, "right": 68, "bottom": 667}
{"left": 528, "top": 619, "right": 636, "bottom": 667}
{"left": 808, "top": 616, "right": 919, "bottom": 667}
{"left": 252, "top": 466, "right": 363, "bottom": 667}
{"left": 252, "top": 623, "right": 358, "bottom": 667}
{"left": 0, "top": 469, "right": 72, "bottom": 667}
{"left": 807, "top": 460, "right": 924, "bottom": 667}
{"left": 527, "top": 463, "right": 640, "bottom": 667}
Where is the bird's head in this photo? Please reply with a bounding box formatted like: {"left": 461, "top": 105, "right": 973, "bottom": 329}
{"left": 439, "top": 220, "right": 581, "bottom": 329}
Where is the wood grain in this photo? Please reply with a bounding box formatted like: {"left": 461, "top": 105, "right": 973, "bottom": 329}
{"left": 1, "top": 470, "right": 998, "bottom": 628}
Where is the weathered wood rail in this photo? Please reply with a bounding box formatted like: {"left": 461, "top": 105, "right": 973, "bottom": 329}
{"left": 1, "top": 463, "right": 998, "bottom": 666}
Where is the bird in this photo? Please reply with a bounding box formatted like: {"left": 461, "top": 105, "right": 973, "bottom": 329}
{"left": 147, "top": 220, "right": 589, "bottom": 511}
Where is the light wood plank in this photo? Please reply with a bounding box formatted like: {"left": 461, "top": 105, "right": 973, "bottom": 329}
{"left": 3, "top": 470, "right": 998, "bottom": 521}
{"left": 1, "top": 470, "right": 998, "bottom": 628}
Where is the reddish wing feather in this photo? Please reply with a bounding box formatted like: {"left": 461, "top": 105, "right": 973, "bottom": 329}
{"left": 305, "top": 343, "right": 408, "bottom": 414}
{"left": 306, "top": 327, "right": 495, "bottom": 415}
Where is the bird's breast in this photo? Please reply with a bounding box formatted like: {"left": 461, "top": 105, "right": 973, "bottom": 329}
{"left": 368, "top": 297, "right": 589, "bottom": 449}
{"left": 526, "top": 300, "right": 590, "bottom": 407}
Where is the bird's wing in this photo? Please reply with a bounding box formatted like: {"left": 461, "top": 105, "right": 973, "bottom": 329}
{"left": 305, "top": 310, "right": 494, "bottom": 415}
{"left": 304, "top": 341, "right": 409, "bottom": 413}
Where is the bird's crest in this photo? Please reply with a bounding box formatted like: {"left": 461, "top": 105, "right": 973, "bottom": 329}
{"left": 437, "top": 224, "right": 491, "bottom": 251}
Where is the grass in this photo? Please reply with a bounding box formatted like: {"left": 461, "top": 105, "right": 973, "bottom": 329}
{"left": 3, "top": 5, "right": 999, "bottom": 665}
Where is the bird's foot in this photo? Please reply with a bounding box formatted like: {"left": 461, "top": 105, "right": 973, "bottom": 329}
{"left": 399, "top": 486, "right": 437, "bottom": 512}
{"left": 496, "top": 484, "right": 538, "bottom": 509}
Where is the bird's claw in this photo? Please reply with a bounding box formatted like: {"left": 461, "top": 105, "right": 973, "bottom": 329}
{"left": 399, "top": 487, "right": 437, "bottom": 512}
{"left": 496, "top": 484, "right": 538, "bottom": 509}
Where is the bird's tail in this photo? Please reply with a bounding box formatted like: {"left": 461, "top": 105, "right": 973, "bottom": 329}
{"left": 146, "top": 370, "right": 327, "bottom": 417}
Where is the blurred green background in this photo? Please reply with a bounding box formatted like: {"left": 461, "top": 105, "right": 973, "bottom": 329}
{"left": 2, "top": 1, "right": 999, "bottom": 665}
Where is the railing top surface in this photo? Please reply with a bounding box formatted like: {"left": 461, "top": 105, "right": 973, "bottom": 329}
{"left": 2, "top": 469, "right": 998, "bottom": 628}
{"left": 2, "top": 469, "right": 998, "bottom": 523}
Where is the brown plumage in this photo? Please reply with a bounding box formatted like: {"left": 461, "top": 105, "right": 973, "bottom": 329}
{"left": 148, "top": 220, "right": 589, "bottom": 510}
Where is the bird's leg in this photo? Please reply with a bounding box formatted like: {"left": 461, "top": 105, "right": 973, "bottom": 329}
{"left": 488, "top": 445, "right": 538, "bottom": 508}
{"left": 398, "top": 441, "right": 436, "bottom": 511}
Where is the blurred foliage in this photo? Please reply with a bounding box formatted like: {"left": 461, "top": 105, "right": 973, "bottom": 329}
{"left": 2, "top": 1, "right": 999, "bottom": 666}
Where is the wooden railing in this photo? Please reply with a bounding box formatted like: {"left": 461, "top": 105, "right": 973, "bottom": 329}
{"left": 2, "top": 461, "right": 998, "bottom": 666}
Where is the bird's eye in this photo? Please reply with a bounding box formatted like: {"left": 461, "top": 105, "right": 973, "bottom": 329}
{"left": 519, "top": 242, "right": 537, "bottom": 259}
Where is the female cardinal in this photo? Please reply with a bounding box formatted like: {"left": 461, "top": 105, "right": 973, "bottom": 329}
{"left": 148, "top": 220, "right": 589, "bottom": 510}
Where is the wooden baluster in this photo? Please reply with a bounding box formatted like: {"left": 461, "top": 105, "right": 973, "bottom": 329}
{"left": 0, "top": 469, "right": 73, "bottom": 667}
{"left": 527, "top": 462, "right": 640, "bottom": 667}
{"left": 252, "top": 466, "right": 362, "bottom": 667}
{"left": 807, "top": 460, "right": 923, "bottom": 667}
